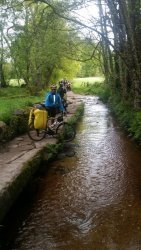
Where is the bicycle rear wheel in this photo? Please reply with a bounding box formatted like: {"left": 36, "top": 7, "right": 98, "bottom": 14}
{"left": 56, "top": 122, "right": 76, "bottom": 142}
{"left": 27, "top": 123, "right": 46, "bottom": 141}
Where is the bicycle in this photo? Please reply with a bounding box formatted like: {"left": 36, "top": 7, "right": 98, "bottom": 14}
{"left": 27, "top": 108, "right": 76, "bottom": 142}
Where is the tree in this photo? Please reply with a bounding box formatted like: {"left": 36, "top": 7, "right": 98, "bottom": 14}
{"left": 1, "top": 1, "right": 81, "bottom": 89}
{"left": 2, "top": 0, "right": 141, "bottom": 108}
{"left": 0, "top": 6, "right": 8, "bottom": 87}
{"left": 28, "top": 0, "right": 141, "bottom": 108}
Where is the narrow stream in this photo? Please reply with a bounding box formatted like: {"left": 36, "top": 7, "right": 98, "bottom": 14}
{"left": 2, "top": 96, "right": 141, "bottom": 250}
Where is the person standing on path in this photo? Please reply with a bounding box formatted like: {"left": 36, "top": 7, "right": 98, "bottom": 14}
{"left": 44, "top": 84, "right": 65, "bottom": 124}
{"left": 57, "top": 82, "right": 68, "bottom": 112}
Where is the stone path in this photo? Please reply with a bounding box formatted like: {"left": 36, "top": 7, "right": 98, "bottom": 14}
{"left": 0, "top": 91, "right": 83, "bottom": 222}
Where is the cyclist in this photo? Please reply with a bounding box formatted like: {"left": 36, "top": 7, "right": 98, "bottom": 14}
{"left": 66, "top": 82, "right": 71, "bottom": 91}
{"left": 57, "top": 82, "right": 67, "bottom": 112}
{"left": 60, "top": 78, "right": 68, "bottom": 91}
{"left": 57, "top": 82, "right": 65, "bottom": 99}
{"left": 44, "top": 84, "right": 65, "bottom": 125}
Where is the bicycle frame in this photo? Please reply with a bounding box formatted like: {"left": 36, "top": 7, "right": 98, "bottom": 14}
{"left": 46, "top": 114, "right": 64, "bottom": 132}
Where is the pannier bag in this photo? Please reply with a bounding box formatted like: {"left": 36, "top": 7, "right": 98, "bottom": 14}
{"left": 34, "top": 109, "right": 47, "bottom": 129}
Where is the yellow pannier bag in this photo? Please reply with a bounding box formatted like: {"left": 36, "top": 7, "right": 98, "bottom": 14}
{"left": 34, "top": 109, "right": 47, "bottom": 129}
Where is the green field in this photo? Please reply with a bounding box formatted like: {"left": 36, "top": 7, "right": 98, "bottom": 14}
{"left": 0, "top": 86, "right": 45, "bottom": 123}
{"left": 72, "top": 77, "right": 104, "bottom": 87}
{"left": 71, "top": 76, "right": 110, "bottom": 102}
{"left": 8, "top": 79, "right": 26, "bottom": 87}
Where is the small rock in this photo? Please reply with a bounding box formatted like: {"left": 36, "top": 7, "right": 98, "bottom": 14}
{"left": 57, "top": 153, "right": 66, "bottom": 159}
{"left": 13, "top": 109, "right": 24, "bottom": 115}
{"left": 8, "top": 144, "right": 18, "bottom": 148}
{"left": 65, "top": 151, "right": 75, "bottom": 157}
{"left": 0, "top": 121, "right": 7, "bottom": 128}
{"left": 15, "top": 137, "right": 24, "bottom": 141}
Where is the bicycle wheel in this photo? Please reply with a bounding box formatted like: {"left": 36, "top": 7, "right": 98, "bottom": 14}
{"left": 56, "top": 122, "right": 76, "bottom": 142}
{"left": 27, "top": 122, "right": 46, "bottom": 141}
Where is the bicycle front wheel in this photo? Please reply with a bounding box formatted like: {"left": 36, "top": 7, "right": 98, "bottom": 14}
{"left": 56, "top": 122, "right": 76, "bottom": 142}
{"left": 27, "top": 123, "right": 46, "bottom": 141}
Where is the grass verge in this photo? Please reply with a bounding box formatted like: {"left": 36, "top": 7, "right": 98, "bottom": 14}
{"left": 109, "top": 96, "right": 141, "bottom": 144}
{"left": 72, "top": 77, "right": 110, "bottom": 103}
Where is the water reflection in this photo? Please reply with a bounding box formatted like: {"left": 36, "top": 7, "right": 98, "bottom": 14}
{"left": 4, "top": 96, "right": 141, "bottom": 250}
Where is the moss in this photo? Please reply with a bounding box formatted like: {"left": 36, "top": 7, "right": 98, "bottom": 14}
{"left": 72, "top": 82, "right": 110, "bottom": 103}
{"left": 0, "top": 111, "right": 29, "bottom": 141}
{"left": 68, "top": 103, "right": 84, "bottom": 127}
{"left": 109, "top": 96, "right": 141, "bottom": 144}
{"left": 0, "top": 143, "right": 63, "bottom": 222}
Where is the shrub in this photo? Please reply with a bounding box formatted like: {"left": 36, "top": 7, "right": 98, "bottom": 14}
{"left": 109, "top": 96, "right": 141, "bottom": 144}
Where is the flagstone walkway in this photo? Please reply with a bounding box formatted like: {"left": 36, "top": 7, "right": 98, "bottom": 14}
{"left": 0, "top": 91, "right": 83, "bottom": 223}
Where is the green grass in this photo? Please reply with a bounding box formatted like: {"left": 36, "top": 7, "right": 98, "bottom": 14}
{"left": 109, "top": 96, "right": 141, "bottom": 144}
{"left": 0, "top": 96, "right": 43, "bottom": 124}
{"left": 72, "top": 77, "right": 109, "bottom": 102}
{"left": 0, "top": 87, "right": 47, "bottom": 124}
{"left": 0, "top": 86, "right": 29, "bottom": 97}
{"left": 72, "top": 77, "right": 104, "bottom": 85}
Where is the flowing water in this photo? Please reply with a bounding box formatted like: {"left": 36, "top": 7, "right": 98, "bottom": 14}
{"left": 2, "top": 96, "right": 141, "bottom": 250}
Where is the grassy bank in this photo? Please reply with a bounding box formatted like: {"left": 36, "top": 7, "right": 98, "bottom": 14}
{"left": 0, "top": 87, "right": 47, "bottom": 123}
{"left": 109, "top": 96, "right": 141, "bottom": 144}
{"left": 72, "top": 77, "right": 110, "bottom": 103}
{"left": 0, "top": 87, "right": 46, "bottom": 141}
{"left": 0, "top": 96, "right": 42, "bottom": 124}
{"left": 0, "top": 86, "right": 28, "bottom": 97}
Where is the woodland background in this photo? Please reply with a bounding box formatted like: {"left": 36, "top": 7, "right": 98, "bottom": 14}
{"left": 1, "top": 0, "right": 141, "bottom": 109}
{"left": 1, "top": 0, "right": 141, "bottom": 141}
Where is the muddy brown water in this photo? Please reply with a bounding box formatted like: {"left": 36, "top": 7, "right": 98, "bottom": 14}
{"left": 1, "top": 96, "right": 141, "bottom": 250}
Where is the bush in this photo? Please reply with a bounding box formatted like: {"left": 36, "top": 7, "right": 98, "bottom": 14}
{"left": 0, "top": 112, "right": 29, "bottom": 142}
{"left": 109, "top": 96, "right": 141, "bottom": 144}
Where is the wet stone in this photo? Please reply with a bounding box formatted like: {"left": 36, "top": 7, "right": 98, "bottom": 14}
{"left": 54, "top": 165, "right": 71, "bottom": 175}
{"left": 63, "top": 142, "right": 76, "bottom": 149}
{"left": 15, "top": 137, "right": 24, "bottom": 141}
{"left": 8, "top": 144, "right": 18, "bottom": 149}
{"left": 57, "top": 153, "right": 66, "bottom": 160}
{"left": 65, "top": 151, "right": 75, "bottom": 157}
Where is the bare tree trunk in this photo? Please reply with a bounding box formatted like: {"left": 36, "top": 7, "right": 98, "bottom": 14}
{"left": 0, "top": 26, "right": 6, "bottom": 87}
{"left": 118, "top": 0, "right": 141, "bottom": 108}
{"left": 98, "top": 0, "right": 113, "bottom": 85}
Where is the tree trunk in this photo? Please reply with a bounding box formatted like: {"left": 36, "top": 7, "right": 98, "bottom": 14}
{"left": 0, "top": 25, "right": 6, "bottom": 87}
